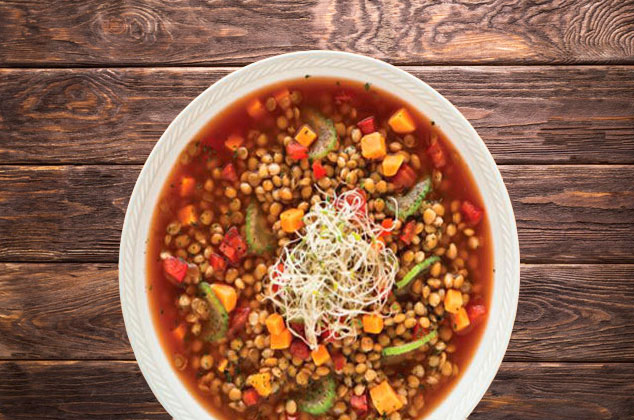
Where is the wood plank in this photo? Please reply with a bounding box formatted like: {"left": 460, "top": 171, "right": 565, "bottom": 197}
{"left": 1, "top": 165, "right": 632, "bottom": 263}
{"left": 1, "top": 67, "right": 633, "bottom": 165}
{"left": 507, "top": 265, "right": 634, "bottom": 362}
{"left": 0, "top": 361, "right": 631, "bottom": 419}
{"left": 1, "top": 264, "right": 632, "bottom": 361}
{"left": 0, "top": 263, "right": 129, "bottom": 360}
{"left": 1, "top": 0, "right": 633, "bottom": 66}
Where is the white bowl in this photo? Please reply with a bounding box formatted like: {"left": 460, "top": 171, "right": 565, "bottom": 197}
{"left": 119, "top": 50, "right": 520, "bottom": 420}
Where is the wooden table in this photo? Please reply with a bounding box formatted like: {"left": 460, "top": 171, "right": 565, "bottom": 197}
{"left": 1, "top": 1, "right": 633, "bottom": 418}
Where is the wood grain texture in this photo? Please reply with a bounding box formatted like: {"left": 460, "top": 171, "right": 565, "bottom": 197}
{"left": 1, "top": 67, "right": 633, "bottom": 165}
{"left": 2, "top": 263, "right": 633, "bottom": 361}
{"left": 0, "top": 263, "right": 129, "bottom": 360}
{"left": 0, "top": 361, "right": 632, "bottom": 419}
{"left": 1, "top": 165, "right": 632, "bottom": 263}
{"left": 508, "top": 265, "right": 634, "bottom": 362}
{"left": 0, "top": 0, "right": 633, "bottom": 66}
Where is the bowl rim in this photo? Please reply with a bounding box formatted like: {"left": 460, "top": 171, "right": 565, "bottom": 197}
{"left": 119, "top": 50, "right": 520, "bottom": 420}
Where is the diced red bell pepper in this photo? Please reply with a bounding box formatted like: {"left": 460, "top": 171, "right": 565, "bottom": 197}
{"left": 412, "top": 323, "right": 429, "bottom": 340}
{"left": 228, "top": 305, "right": 251, "bottom": 337}
{"left": 467, "top": 303, "right": 487, "bottom": 327}
{"left": 242, "top": 388, "right": 259, "bottom": 406}
{"left": 219, "top": 226, "right": 247, "bottom": 264}
{"left": 400, "top": 220, "right": 416, "bottom": 245}
{"left": 209, "top": 253, "right": 227, "bottom": 272}
{"left": 461, "top": 200, "right": 484, "bottom": 225}
{"left": 357, "top": 116, "right": 376, "bottom": 135}
{"left": 335, "top": 188, "right": 367, "bottom": 217}
{"left": 427, "top": 141, "right": 447, "bottom": 169}
{"left": 286, "top": 140, "right": 308, "bottom": 160}
{"left": 221, "top": 163, "right": 238, "bottom": 183}
{"left": 391, "top": 163, "right": 417, "bottom": 190}
{"left": 312, "top": 160, "right": 327, "bottom": 179}
{"left": 162, "top": 256, "right": 188, "bottom": 284}
{"left": 289, "top": 339, "right": 311, "bottom": 361}
{"left": 379, "top": 218, "right": 394, "bottom": 238}
{"left": 332, "top": 351, "right": 346, "bottom": 372}
{"left": 350, "top": 394, "right": 368, "bottom": 414}
{"left": 334, "top": 90, "right": 353, "bottom": 104}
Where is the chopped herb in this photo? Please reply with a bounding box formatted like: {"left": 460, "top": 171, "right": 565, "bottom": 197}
{"left": 148, "top": 284, "right": 153, "bottom": 291}
{"left": 431, "top": 120, "right": 435, "bottom": 126}
{"left": 364, "top": 82, "right": 371, "bottom": 91}
{"left": 305, "top": 74, "right": 311, "bottom": 79}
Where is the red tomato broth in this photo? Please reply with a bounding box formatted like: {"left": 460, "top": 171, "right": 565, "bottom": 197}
{"left": 147, "top": 77, "right": 493, "bottom": 419}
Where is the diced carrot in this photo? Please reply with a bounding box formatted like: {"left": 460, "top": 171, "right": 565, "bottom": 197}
{"left": 179, "top": 177, "right": 196, "bottom": 197}
{"left": 370, "top": 381, "right": 404, "bottom": 415}
{"left": 388, "top": 108, "right": 416, "bottom": 134}
{"left": 178, "top": 204, "right": 197, "bottom": 226}
{"left": 360, "top": 132, "right": 387, "bottom": 160}
{"left": 444, "top": 289, "right": 463, "bottom": 314}
{"left": 275, "top": 88, "right": 291, "bottom": 108}
{"left": 246, "top": 98, "right": 266, "bottom": 119}
{"left": 210, "top": 283, "right": 237, "bottom": 313}
{"left": 225, "top": 134, "right": 244, "bottom": 151}
{"left": 452, "top": 307, "right": 471, "bottom": 332}
{"left": 265, "top": 313, "right": 286, "bottom": 335}
{"left": 246, "top": 372, "right": 272, "bottom": 396}
{"left": 270, "top": 328, "right": 293, "bottom": 349}
{"left": 311, "top": 344, "right": 331, "bottom": 366}
{"left": 362, "top": 314, "right": 384, "bottom": 334}
{"left": 280, "top": 208, "right": 304, "bottom": 233}
{"left": 382, "top": 154, "right": 405, "bottom": 177}
{"left": 172, "top": 323, "right": 187, "bottom": 341}
{"left": 294, "top": 124, "right": 317, "bottom": 147}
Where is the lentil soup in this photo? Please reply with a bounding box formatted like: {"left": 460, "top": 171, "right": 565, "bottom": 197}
{"left": 147, "top": 77, "right": 492, "bottom": 420}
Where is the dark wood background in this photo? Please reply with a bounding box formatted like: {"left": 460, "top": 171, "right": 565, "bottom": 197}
{"left": 1, "top": 1, "right": 633, "bottom": 418}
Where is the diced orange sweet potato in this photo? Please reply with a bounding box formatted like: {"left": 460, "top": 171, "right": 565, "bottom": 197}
{"left": 246, "top": 98, "right": 266, "bottom": 119}
{"left": 225, "top": 134, "right": 244, "bottom": 151}
{"left": 246, "top": 372, "right": 272, "bottom": 396}
{"left": 388, "top": 108, "right": 416, "bottom": 134}
{"left": 179, "top": 177, "right": 196, "bottom": 197}
{"left": 265, "top": 313, "right": 286, "bottom": 335}
{"left": 452, "top": 307, "right": 471, "bottom": 332}
{"left": 178, "top": 204, "right": 197, "bottom": 226}
{"left": 361, "top": 132, "right": 387, "bottom": 160}
{"left": 444, "top": 289, "right": 463, "bottom": 314}
{"left": 270, "top": 328, "right": 292, "bottom": 350}
{"left": 370, "top": 380, "right": 404, "bottom": 415}
{"left": 275, "top": 88, "right": 291, "bottom": 108}
{"left": 382, "top": 154, "right": 405, "bottom": 177}
{"left": 280, "top": 208, "right": 305, "bottom": 233}
{"left": 362, "top": 314, "right": 384, "bottom": 334}
{"left": 294, "top": 124, "right": 317, "bottom": 147}
{"left": 211, "top": 283, "right": 237, "bottom": 312}
{"left": 311, "top": 344, "right": 331, "bottom": 366}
